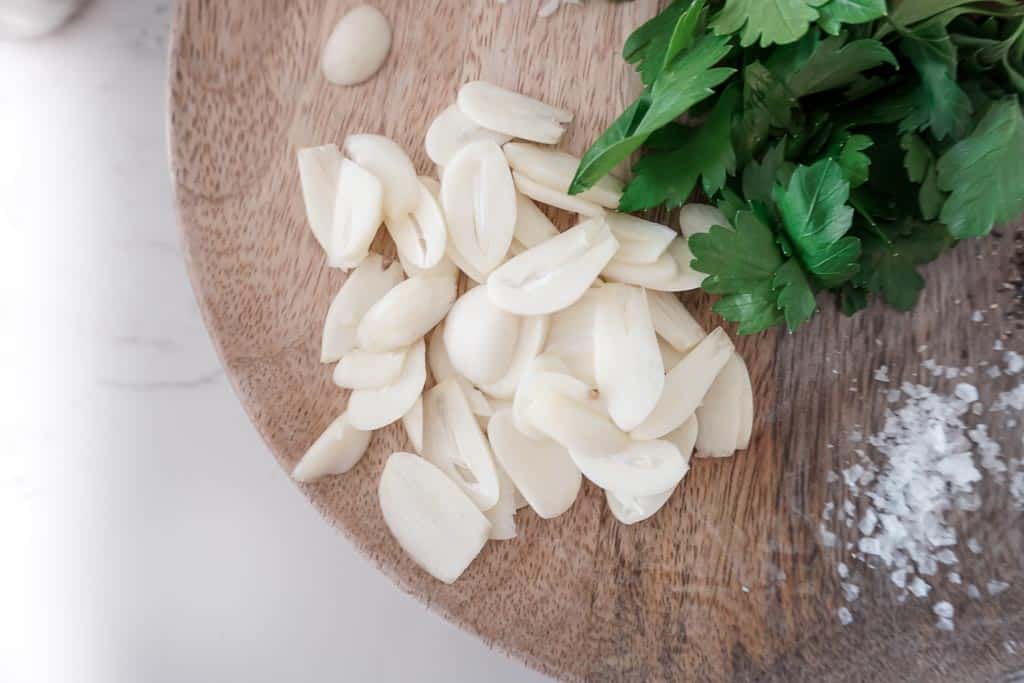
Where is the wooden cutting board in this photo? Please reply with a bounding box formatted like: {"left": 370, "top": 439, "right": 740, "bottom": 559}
{"left": 169, "top": 1, "right": 1024, "bottom": 680}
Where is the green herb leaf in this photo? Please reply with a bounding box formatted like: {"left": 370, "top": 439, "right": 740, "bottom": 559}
{"left": 827, "top": 133, "right": 873, "bottom": 187}
{"left": 742, "top": 139, "right": 793, "bottom": 201}
{"left": 818, "top": 0, "right": 887, "bottom": 35}
{"left": 773, "top": 258, "right": 819, "bottom": 330}
{"left": 785, "top": 33, "right": 898, "bottom": 96}
{"left": 854, "top": 222, "right": 952, "bottom": 310}
{"left": 838, "top": 283, "right": 870, "bottom": 315}
{"left": 713, "top": 284, "right": 787, "bottom": 334}
{"left": 628, "top": 0, "right": 708, "bottom": 86}
{"left": 900, "top": 24, "right": 973, "bottom": 139}
{"left": 900, "top": 133, "right": 943, "bottom": 219}
{"left": 712, "top": 0, "right": 830, "bottom": 48}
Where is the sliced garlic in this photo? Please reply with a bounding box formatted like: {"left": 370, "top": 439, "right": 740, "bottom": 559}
{"left": 444, "top": 286, "right": 521, "bottom": 386}
{"left": 346, "top": 339, "right": 426, "bottom": 430}
{"left": 386, "top": 179, "right": 447, "bottom": 270}
{"left": 426, "top": 324, "right": 494, "bottom": 417}
{"left": 512, "top": 355, "right": 573, "bottom": 439}
{"left": 601, "top": 237, "right": 702, "bottom": 291}
{"left": 485, "top": 464, "right": 518, "bottom": 540}
{"left": 357, "top": 275, "right": 456, "bottom": 351}
{"left": 664, "top": 414, "right": 699, "bottom": 462}
{"left": 512, "top": 170, "right": 604, "bottom": 217}
{"left": 297, "top": 144, "right": 342, "bottom": 251}
{"left": 441, "top": 140, "right": 516, "bottom": 276}
{"left": 344, "top": 134, "right": 419, "bottom": 219}
{"left": 695, "top": 353, "right": 747, "bottom": 458}
{"left": 543, "top": 286, "right": 602, "bottom": 386}
{"left": 736, "top": 355, "right": 754, "bottom": 450}
{"left": 328, "top": 159, "right": 384, "bottom": 269}
{"left": 321, "top": 5, "right": 392, "bottom": 86}
{"left": 291, "top": 411, "right": 373, "bottom": 482}
{"left": 594, "top": 284, "right": 664, "bottom": 431}
{"left": 332, "top": 346, "right": 408, "bottom": 389}
{"left": 513, "top": 193, "right": 559, "bottom": 248}
{"left": 604, "top": 212, "right": 677, "bottom": 264}
{"left": 487, "top": 408, "right": 581, "bottom": 519}
{"left": 514, "top": 488, "right": 529, "bottom": 510}
{"left": 378, "top": 452, "right": 490, "bottom": 584}
{"left": 321, "top": 254, "right": 404, "bottom": 362}
{"left": 647, "top": 290, "right": 705, "bottom": 354}
{"left": 571, "top": 439, "right": 688, "bottom": 497}
{"left": 399, "top": 250, "right": 459, "bottom": 280}
{"left": 487, "top": 217, "right": 618, "bottom": 315}
{"left": 678, "top": 203, "right": 730, "bottom": 238}
{"left": 631, "top": 328, "right": 735, "bottom": 440}
{"left": 503, "top": 142, "right": 623, "bottom": 209}
{"left": 401, "top": 395, "right": 424, "bottom": 452}
{"left": 457, "top": 80, "right": 572, "bottom": 144}
{"left": 526, "top": 388, "right": 628, "bottom": 457}
{"left": 658, "top": 337, "right": 685, "bottom": 370}
{"left": 606, "top": 487, "right": 676, "bottom": 525}
{"left": 479, "top": 314, "right": 549, "bottom": 399}
{"left": 425, "top": 104, "right": 512, "bottom": 167}
{"left": 422, "top": 379, "right": 501, "bottom": 510}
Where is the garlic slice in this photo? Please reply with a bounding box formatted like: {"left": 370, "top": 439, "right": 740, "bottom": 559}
{"left": 631, "top": 327, "right": 735, "bottom": 440}
{"left": 695, "top": 353, "right": 747, "bottom": 458}
{"left": 401, "top": 395, "right": 424, "bottom": 452}
{"left": 444, "top": 286, "right": 521, "bottom": 386}
{"left": 385, "top": 179, "right": 447, "bottom": 270}
{"left": 332, "top": 346, "right": 408, "bottom": 389}
{"left": 678, "top": 203, "right": 730, "bottom": 238}
{"left": 328, "top": 159, "right": 384, "bottom": 269}
{"left": 357, "top": 275, "right": 456, "bottom": 351}
{"left": 487, "top": 408, "right": 581, "bottom": 519}
{"left": 485, "top": 463, "right": 518, "bottom": 540}
{"left": 347, "top": 339, "right": 426, "bottom": 430}
{"left": 665, "top": 414, "right": 699, "bottom": 462}
{"left": 647, "top": 290, "right": 705, "bottom": 354}
{"left": 602, "top": 238, "right": 702, "bottom": 292}
{"left": 487, "top": 218, "right": 618, "bottom": 315}
{"left": 344, "top": 134, "right": 419, "bottom": 219}
{"left": 526, "top": 388, "right": 628, "bottom": 457}
{"left": 503, "top": 142, "right": 623, "bottom": 209}
{"left": 297, "top": 144, "right": 342, "bottom": 251}
{"left": 606, "top": 487, "right": 676, "bottom": 525}
{"left": 426, "top": 325, "right": 494, "bottom": 417}
{"left": 658, "top": 337, "right": 685, "bottom": 370}
{"left": 321, "top": 254, "right": 404, "bottom": 363}
{"left": 571, "top": 439, "right": 688, "bottom": 497}
{"left": 604, "top": 213, "right": 677, "bottom": 264}
{"left": 513, "top": 194, "right": 559, "bottom": 248}
{"left": 321, "top": 5, "right": 392, "bottom": 86}
{"left": 378, "top": 452, "right": 490, "bottom": 584}
{"left": 425, "top": 104, "right": 512, "bottom": 167}
{"left": 291, "top": 411, "right": 373, "bottom": 482}
{"left": 514, "top": 488, "right": 529, "bottom": 510}
{"left": 422, "top": 379, "right": 501, "bottom": 510}
{"left": 513, "top": 170, "right": 604, "bottom": 217}
{"left": 441, "top": 140, "right": 516, "bottom": 276}
{"left": 479, "top": 314, "right": 549, "bottom": 399}
{"left": 736, "top": 355, "right": 754, "bottom": 450}
{"left": 543, "top": 286, "right": 602, "bottom": 386}
{"left": 457, "top": 80, "right": 572, "bottom": 144}
{"left": 594, "top": 284, "right": 664, "bottom": 431}
{"left": 512, "top": 355, "right": 573, "bottom": 439}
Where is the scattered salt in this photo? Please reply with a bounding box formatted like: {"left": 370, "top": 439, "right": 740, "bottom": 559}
{"left": 949, "top": 572, "right": 962, "bottom": 584}
{"left": 971, "top": 310, "right": 984, "bottom": 322}
{"left": 874, "top": 366, "right": 889, "bottom": 383}
{"left": 994, "top": 340, "right": 1005, "bottom": 351}
{"left": 936, "top": 616, "right": 955, "bottom": 632}
{"left": 967, "top": 584, "right": 982, "bottom": 599}
{"left": 842, "top": 582, "right": 861, "bottom": 602}
{"left": 1006, "top": 351, "right": 1024, "bottom": 375}
{"left": 987, "top": 579, "right": 1010, "bottom": 596}
{"left": 837, "top": 562, "right": 849, "bottom": 579}
{"left": 967, "top": 537, "right": 982, "bottom": 554}
{"left": 933, "top": 600, "right": 954, "bottom": 618}
{"left": 838, "top": 607, "right": 853, "bottom": 625}
{"left": 909, "top": 577, "right": 931, "bottom": 597}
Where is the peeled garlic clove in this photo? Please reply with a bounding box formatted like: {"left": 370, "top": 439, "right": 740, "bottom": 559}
{"left": 444, "top": 286, "right": 521, "bottom": 386}
{"left": 479, "top": 314, "right": 549, "bottom": 399}
{"left": 347, "top": 339, "right": 426, "bottom": 430}
{"left": 658, "top": 337, "right": 685, "bottom": 370}
{"left": 514, "top": 488, "right": 529, "bottom": 510}
{"left": 344, "top": 134, "right": 419, "bottom": 219}
{"left": 426, "top": 325, "right": 493, "bottom": 417}
{"left": 457, "top": 80, "right": 572, "bottom": 144}
{"left": 604, "top": 213, "right": 676, "bottom": 264}
{"left": 425, "top": 104, "right": 512, "bottom": 167}
{"left": 571, "top": 439, "right": 688, "bottom": 497}
{"left": 694, "top": 353, "right": 747, "bottom": 458}
{"left": 333, "top": 346, "right": 408, "bottom": 389}
{"left": 487, "top": 218, "right": 618, "bottom": 315}
{"left": 321, "top": 5, "right": 391, "bottom": 86}
{"left": 422, "top": 379, "right": 501, "bottom": 510}
{"left": 297, "top": 144, "right": 342, "bottom": 251}
{"left": 386, "top": 179, "right": 447, "bottom": 269}
{"left": 446, "top": 240, "right": 489, "bottom": 284}
{"left": 659, "top": 238, "right": 705, "bottom": 291}
{"left": 401, "top": 396, "right": 424, "bottom": 452}
{"left": 631, "top": 328, "right": 734, "bottom": 440}
{"left": 487, "top": 409, "right": 581, "bottom": 519}
{"left": 321, "top": 254, "right": 404, "bottom": 362}
{"left": 678, "top": 203, "right": 730, "bottom": 238}
{"left": 543, "top": 286, "right": 603, "bottom": 386}
{"left": 512, "top": 355, "right": 573, "bottom": 439}
{"left": 513, "top": 194, "right": 559, "bottom": 248}
{"left": 736, "top": 356, "right": 754, "bottom": 450}
{"left": 606, "top": 487, "right": 676, "bottom": 525}
{"left": 594, "top": 284, "right": 664, "bottom": 431}
{"left": 357, "top": 275, "right": 456, "bottom": 351}
{"left": 526, "top": 389, "right": 628, "bottom": 457}
{"left": 400, "top": 250, "right": 459, "bottom": 280}
{"left": 647, "top": 290, "right": 705, "bottom": 354}
{"left": 329, "top": 159, "right": 384, "bottom": 269}
{"left": 664, "top": 414, "right": 699, "bottom": 462}
{"left": 291, "top": 411, "right": 373, "bottom": 482}
{"left": 504, "top": 142, "right": 623, "bottom": 209}
{"left": 512, "top": 171, "right": 604, "bottom": 217}
{"left": 602, "top": 238, "right": 702, "bottom": 292}
{"left": 378, "top": 452, "right": 490, "bottom": 584}
{"left": 441, "top": 140, "right": 516, "bottom": 276}
{"left": 485, "top": 463, "right": 518, "bottom": 540}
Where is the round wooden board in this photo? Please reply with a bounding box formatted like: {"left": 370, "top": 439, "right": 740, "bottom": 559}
{"left": 169, "top": 1, "right": 1024, "bottom": 680}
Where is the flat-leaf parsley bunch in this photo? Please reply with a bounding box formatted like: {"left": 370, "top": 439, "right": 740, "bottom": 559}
{"left": 569, "top": 0, "right": 1024, "bottom": 334}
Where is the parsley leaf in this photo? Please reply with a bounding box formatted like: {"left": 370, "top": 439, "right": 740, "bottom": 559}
{"left": 900, "top": 133, "right": 943, "bottom": 219}
{"left": 900, "top": 24, "right": 973, "bottom": 140}
{"left": 827, "top": 133, "right": 873, "bottom": 187}
{"left": 785, "top": 33, "right": 897, "bottom": 96}
{"left": 774, "top": 258, "right": 819, "bottom": 330}
{"left": 625, "top": 0, "right": 707, "bottom": 86}
{"left": 742, "top": 139, "right": 793, "bottom": 201}
{"left": 853, "top": 222, "right": 952, "bottom": 310}
{"left": 712, "top": 0, "right": 830, "bottom": 48}
{"left": 817, "top": 0, "right": 887, "bottom": 35}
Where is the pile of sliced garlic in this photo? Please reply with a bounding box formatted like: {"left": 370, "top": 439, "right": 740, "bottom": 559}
{"left": 294, "top": 81, "right": 753, "bottom": 584}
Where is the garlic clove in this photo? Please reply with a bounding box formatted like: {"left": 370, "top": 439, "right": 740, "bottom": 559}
{"left": 356, "top": 275, "right": 456, "bottom": 351}
{"left": 401, "top": 395, "right": 424, "bottom": 453}
{"left": 503, "top": 142, "right": 623, "bottom": 209}
{"left": 678, "top": 203, "right": 730, "bottom": 238}
{"left": 487, "top": 408, "right": 581, "bottom": 519}
{"left": 571, "top": 439, "right": 688, "bottom": 497}
{"left": 736, "top": 355, "right": 754, "bottom": 450}
{"left": 512, "top": 170, "right": 604, "bottom": 217}
{"left": 321, "top": 5, "right": 392, "bottom": 86}
{"left": 543, "top": 285, "right": 603, "bottom": 386}
{"left": 291, "top": 411, "right": 373, "bottom": 482}
{"left": 664, "top": 414, "right": 699, "bottom": 462}
{"left": 604, "top": 212, "right": 677, "bottom": 264}
{"left": 659, "top": 238, "right": 705, "bottom": 291}
{"left": 606, "top": 487, "right": 676, "bottom": 525}
{"left": 594, "top": 284, "right": 665, "bottom": 431}
{"left": 444, "top": 286, "right": 521, "bottom": 386}
{"left": 647, "top": 290, "right": 706, "bottom": 354}
{"left": 601, "top": 250, "right": 679, "bottom": 288}
{"left": 385, "top": 179, "right": 447, "bottom": 270}
{"left": 479, "top": 314, "right": 549, "bottom": 399}
{"left": 378, "top": 452, "right": 490, "bottom": 584}
{"left": 441, "top": 140, "right": 517, "bottom": 277}
{"left": 512, "top": 354, "right": 573, "bottom": 439}
{"left": 658, "top": 337, "right": 685, "bottom": 370}
{"left": 457, "top": 80, "right": 572, "bottom": 144}
{"left": 525, "top": 388, "right": 628, "bottom": 457}
{"left": 332, "top": 346, "right": 409, "bottom": 389}
{"left": 422, "top": 379, "right": 501, "bottom": 510}
{"left": 631, "top": 328, "right": 735, "bottom": 440}
{"left": 425, "top": 104, "right": 512, "bottom": 167}
{"left": 426, "top": 324, "right": 494, "bottom": 417}
{"left": 485, "top": 463, "right": 518, "bottom": 540}
{"left": 487, "top": 218, "right": 618, "bottom": 315}
{"left": 695, "top": 353, "right": 747, "bottom": 458}
{"left": 514, "top": 487, "right": 529, "bottom": 510}
{"left": 297, "top": 144, "right": 342, "bottom": 251}
{"left": 328, "top": 159, "right": 384, "bottom": 269}
{"left": 344, "top": 134, "right": 419, "bottom": 219}
{"left": 347, "top": 339, "right": 426, "bottom": 430}
{"left": 321, "top": 254, "right": 404, "bottom": 363}
{"left": 513, "top": 193, "right": 559, "bottom": 248}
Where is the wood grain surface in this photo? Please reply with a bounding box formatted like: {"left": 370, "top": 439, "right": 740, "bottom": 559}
{"left": 168, "top": 1, "right": 1024, "bottom": 680}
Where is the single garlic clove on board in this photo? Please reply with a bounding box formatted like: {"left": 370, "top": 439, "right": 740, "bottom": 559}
{"left": 479, "top": 314, "right": 549, "bottom": 399}
{"left": 503, "top": 142, "right": 623, "bottom": 209}
{"left": 291, "top": 411, "right": 373, "bottom": 482}
{"left": 606, "top": 487, "right": 677, "bottom": 525}
{"left": 344, "top": 134, "right": 420, "bottom": 219}
{"left": 385, "top": 178, "right": 448, "bottom": 270}
{"left": 425, "top": 104, "right": 512, "bottom": 167}
{"left": 332, "top": 346, "right": 409, "bottom": 389}
{"left": 511, "top": 355, "right": 574, "bottom": 439}
{"left": 604, "top": 212, "right": 677, "bottom": 264}
{"left": 571, "top": 438, "right": 689, "bottom": 497}
{"left": 512, "top": 170, "right": 605, "bottom": 217}
{"left": 328, "top": 159, "right": 384, "bottom": 269}
{"left": 512, "top": 193, "right": 559, "bottom": 248}
{"left": 321, "top": 254, "right": 404, "bottom": 363}
{"left": 696, "top": 353, "right": 753, "bottom": 457}
{"left": 457, "top": 80, "right": 572, "bottom": 144}
{"left": 426, "top": 324, "right": 494, "bottom": 418}
{"left": 647, "top": 290, "right": 706, "bottom": 354}
{"left": 346, "top": 339, "right": 426, "bottom": 430}
{"left": 357, "top": 275, "right": 456, "bottom": 351}
{"left": 444, "top": 286, "right": 521, "bottom": 386}
{"left": 297, "top": 144, "right": 342, "bottom": 252}
{"left": 321, "top": 5, "right": 392, "bottom": 86}
{"left": 543, "top": 285, "right": 603, "bottom": 387}
{"left": 525, "top": 387, "right": 628, "bottom": 457}
{"left": 678, "top": 203, "right": 731, "bottom": 239}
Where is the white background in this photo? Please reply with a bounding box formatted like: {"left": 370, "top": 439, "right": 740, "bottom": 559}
{"left": 0, "top": 1, "right": 549, "bottom": 681}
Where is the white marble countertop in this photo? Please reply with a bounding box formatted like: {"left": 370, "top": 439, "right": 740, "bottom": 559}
{"left": 0, "top": 2, "right": 548, "bottom": 681}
